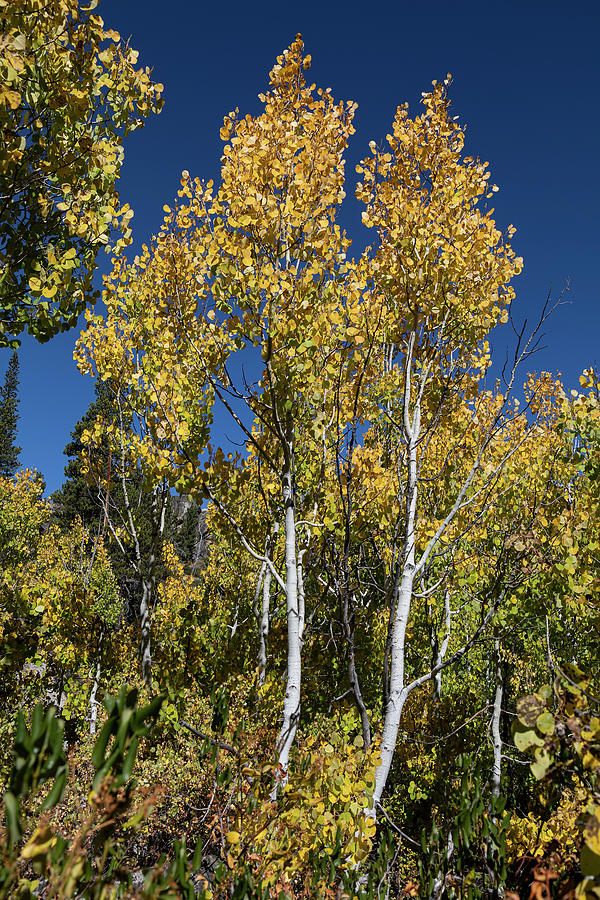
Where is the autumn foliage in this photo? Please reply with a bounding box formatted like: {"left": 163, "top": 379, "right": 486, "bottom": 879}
{"left": 1, "top": 32, "right": 599, "bottom": 900}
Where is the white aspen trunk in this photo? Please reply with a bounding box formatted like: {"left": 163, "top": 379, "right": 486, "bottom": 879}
{"left": 372, "top": 572, "right": 413, "bottom": 810}
{"left": 430, "top": 625, "right": 441, "bottom": 703}
{"left": 253, "top": 558, "right": 267, "bottom": 674}
{"left": 256, "top": 522, "right": 279, "bottom": 686}
{"left": 140, "top": 578, "right": 152, "bottom": 687}
{"left": 431, "top": 590, "right": 451, "bottom": 703}
{"left": 491, "top": 639, "right": 503, "bottom": 798}
{"left": 139, "top": 483, "right": 157, "bottom": 688}
{"left": 545, "top": 615, "right": 555, "bottom": 679}
{"left": 114, "top": 398, "right": 168, "bottom": 689}
{"left": 259, "top": 564, "right": 272, "bottom": 686}
{"left": 89, "top": 658, "right": 101, "bottom": 736}
{"left": 139, "top": 484, "right": 167, "bottom": 688}
{"left": 273, "top": 439, "right": 301, "bottom": 791}
{"left": 486, "top": 641, "right": 504, "bottom": 891}
{"left": 89, "top": 627, "right": 104, "bottom": 735}
{"left": 372, "top": 369, "right": 420, "bottom": 812}
{"left": 55, "top": 672, "right": 67, "bottom": 715}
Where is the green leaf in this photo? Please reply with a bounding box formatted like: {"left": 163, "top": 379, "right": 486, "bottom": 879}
{"left": 581, "top": 843, "right": 600, "bottom": 877}
{"left": 121, "top": 737, "right": 138, "bottom": 783}
{"left": 513, "top": 725, "right": 543, "bottom": 752}
{"left": 3, "top": 790, "right": 21, "bottom": 845}
{"left": 91, "top": 719, "right": 113, "bottom": 774}
{"left": 536, "top": 711, "right": 555, "bottom": 735}
{"left": 530, "top": 749, "right": 552, "bottom": 780}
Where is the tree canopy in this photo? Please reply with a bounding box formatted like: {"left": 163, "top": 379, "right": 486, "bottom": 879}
{"left": 0, "top": 0, "right": 163, "bottom": 347}
{"left": 0, "top": 35, "right": 598, "bottom": 900}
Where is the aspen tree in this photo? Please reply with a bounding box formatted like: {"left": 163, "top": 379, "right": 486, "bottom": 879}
{"left": 354, "top": 79, "right": 532, "bottom": 811}
{"left": 77, "top": 48, "right": 559, "bottom": 814}
{"left": 77, "top": 36, "right": 357, "bottom": 782}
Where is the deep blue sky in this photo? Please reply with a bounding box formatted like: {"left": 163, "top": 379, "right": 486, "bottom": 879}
{"left": 5, "top": 0, "right": 599, "bottom": 493}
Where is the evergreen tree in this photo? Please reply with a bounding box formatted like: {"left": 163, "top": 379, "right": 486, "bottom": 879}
{"left": 0, "top": 352, "right": 21, "bottom": 477}
{"left": 52, "top": 380, "right": 196, "bottom": 583}
{"left": 52, "top": 378, "right": 116, "bottom": 535}
{"left": 52, "top": 379, "right": 152, "bottom": 586}
{"left": 177, "top": 504, "right": 202, "bottom": 569}
{"left": 170, "top": 497, "right": 208, "bottom": 572}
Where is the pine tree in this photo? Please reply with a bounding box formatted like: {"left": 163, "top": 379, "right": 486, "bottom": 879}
{"left": 52, "top": 380, "right": 186, "bottom": 582}
{"left": 52, "top": 378, "right": 116, "bottom": 534}
{"left": 0, "top": 352, "right": 21, "bottom": 477}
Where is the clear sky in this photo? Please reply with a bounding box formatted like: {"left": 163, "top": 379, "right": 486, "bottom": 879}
{"left": 4, "top": 0, "right": 599, "bottom": 493}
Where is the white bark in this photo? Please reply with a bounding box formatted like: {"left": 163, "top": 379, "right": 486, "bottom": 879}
{"left": 139, "top": 485, "right": 166, "bottom": 687}
{"left": 372, "top": 340, "right": 420, "bottom": 810}
{"left": 273, "top": 440, "right": 301, "bottom": 790}
{"left": 259, "top": 565, "right": 273, "bottom": 685}
{"left": 430, "top": 629, "right": 441, "bottom": 704}
{"left": 109, "top": 394, "right": 167, "bottom": 688}
{"left": 255, "top": 523, "right": 279, "bottom": 685}
{"left": 253, "top": 559, "right": 267, "bottom": 670}
{"left": 89, "top": 627, "right": 104, "bottom": 736}
{"left": 545, "top": 615, "right": 555, "bottom": 679}
{"left": 369, "top": 317, "right": 527, "bottom": 814}
{"left": 431, "top": 590, "right": 451, "bottom": 703}
{"left": 491, "top": 640, "right": 503, "bottom": 798}
{"left": 139, "top": 579, "right": 152, "bottom": 686}
{"left": 297, "top": 545, "right": 306, "bottom": 648}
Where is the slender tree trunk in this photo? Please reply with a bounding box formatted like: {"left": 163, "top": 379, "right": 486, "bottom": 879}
{"left": 259, "top": 564, "right": 273, "bottom": 685}
{"left": 486, "top": 640, "right": 504, "bottom": 898}
{"left": 253, "top": 558, "right": 267, "bottom": 671}
{"left": 372, "top": 378, "right": 420, "bottom": 812}
{"left": 430, "top": 618, "right": 441, "bottom": 703}
{"left": 545, "top": 615, "right": 555, "bottom": 680}
{"left": 273, "top": 435, "right": 301, "bottom": 790}
{"left": 491, "top": 639, "right": 503, "bottom": 798}
{"left": 345, "top": 591, "right": 371, "bottom": 748}
{"left": 139, "top": 485, "right": 166, "bottom": 688}
{"left": 255, "top": 523, "right": 279, "bottom": 685}
{"left": 372, "top": 573, "right": 414, "bottom": 810}
{"left": 431, "top": 590, "right": 451, "bottom": 703}
{"left": 114, "top": 396, "right": 168, "bottom": 689}
{"left": 382, "top": 554, "right": 401, "bottom": 712}
{"left": 56, "top": 671, "right": 66, "bottom": 715}
{"left": 138, "top": 489, "right": 158, "bottom": 687}
{"left": 140, "top": 578, "right": 152, "bottom": 687}
{"left": 89, "top": 627, "right": 104, "bottom": 735}
{"left": 297, "top": 544, "right": 307, "bottom": 648}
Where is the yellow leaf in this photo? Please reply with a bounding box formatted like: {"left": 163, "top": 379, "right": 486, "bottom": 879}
{"left": 586, "top": 809, "right": 600, "bottom": 855}
{"left": 0, "top": 87, "right": 21, "bottom": 109}
{"left": 21, "top": 827, "right": 56, "bottom": 860}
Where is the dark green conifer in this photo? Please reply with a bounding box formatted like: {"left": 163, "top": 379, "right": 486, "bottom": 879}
{"left": 0, "top": 352, "right": 21, "bottom": 477}
{"left": 52, "top": 380, "right": 190, "bottom": 582}
{"left": 52, "top": 378, "right": 115, "bottom": 534}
